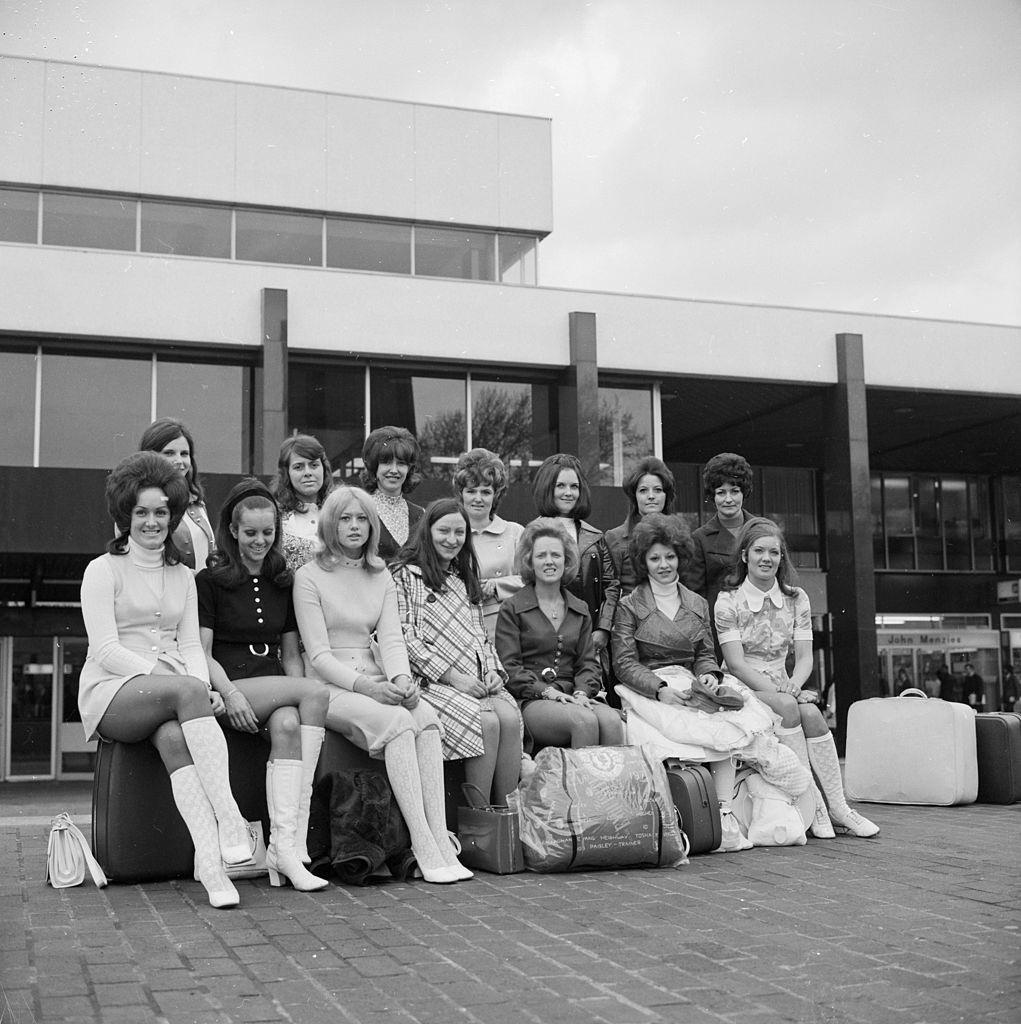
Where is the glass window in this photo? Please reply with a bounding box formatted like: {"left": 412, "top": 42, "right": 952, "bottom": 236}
{"left": 0, "top": 351, "right": 37, "bottom": 465}
{"left": 0, "top": 188, "right": 38, "bottom": 243}
{"left": 970, "top": 478, "right": 993, "bottom": 571}
{"left": 235, "top": 210, "right": 321, "bottom": 266}
{"left": 597, "top": 385, "right": 653, "bottom": 486}
{"left": 42, "top": 192, "right": 136, "bottom": 250}
{"left": 39, "top": 354, "right": 151, "bottom": 468}
{"left": 10, "top": 638, "right": 54, "bottom": 777}
{"left": 156, "top": 360, "right": 249, "bottom": 474}
{"left": 469, "top": 379, "right": 557, "bottom": 482}
{"left": 941, "top": 477, "right": 970, "bottom": 571}
{"left": 871, "top": 475, "right": 885, "bottom": 568}
{"left": 1004, "top": 477, "right": 1021, "bottom": 574}
{"left": 327, "top": 219, "right": 411, "bottom": 274}
{"left": 498, "top": 234, "right": 537, "bottom": 285}
{"left": 415, "top": 226, "right": 495, "bottom": 280}
{"left": 141, "top": 201, "right": 231, "bottom": 259}
{"left": 884, "top": 476, "right": 914, "bottom": 570}
{"left": 760, "top": 467, "right": 819, "bottom": 569}
{"left": 371, "top": 371, "right": 466, "bottom": 479}
{"left": 288, "top": 363, "right": 366, "bottom": 479}
{"left": 914, "top": 475, "right": 941, "bottom": 569}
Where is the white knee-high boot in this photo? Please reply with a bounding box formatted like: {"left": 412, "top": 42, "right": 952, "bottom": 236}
{"left": 265, "top": 760, "right": 330, "bottom": 890}
{"left": 294, "top": 725, "right": 324, "bottom": 866}
{"left": 384, "top": 732, "right": 458, "bottom": 884}
{"left": 171, "top": 765, "right": 239, "bottom": 909}
{"left": 180, "top": 717, "right": 253, "bottom": 864}
{"left": 416, "top": 728, "right": 472, "bottom": 879}
{"left": 777, "top": 724, "right": 834, "bottom": 838}
{"left": 709, "top": 757, "right": 752, "bottom": 853}
{"left": 806, "top": 733, "right": 879, "bottom": 837}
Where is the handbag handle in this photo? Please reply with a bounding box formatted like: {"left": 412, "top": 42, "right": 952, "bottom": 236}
{"left": 897, "top": 688, "right": 929, "bottom": 699}
{"left": 460, "top": 782, "right": 495, "bottom": 810}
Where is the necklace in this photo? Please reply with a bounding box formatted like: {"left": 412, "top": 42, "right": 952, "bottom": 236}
{"left": 539, "top": 599, "right": 564, "bottom": 622}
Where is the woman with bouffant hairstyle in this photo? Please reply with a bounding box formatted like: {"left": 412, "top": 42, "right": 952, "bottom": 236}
{"left": 496, "top": 519, "right": 623, "bottom": 750}
{"left": 79, "top": 452, "right": 252, "bottom": 908}
{"left": 361, "top": 426, "right": 425, "bottom": 563}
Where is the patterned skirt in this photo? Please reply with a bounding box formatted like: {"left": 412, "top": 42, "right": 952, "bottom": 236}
{"left": 419, "top": 683, "right": 520, "bottom": 760}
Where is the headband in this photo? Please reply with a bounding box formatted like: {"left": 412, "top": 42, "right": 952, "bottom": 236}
{"left": 222, "top": 479, "right": 276, "bottom": 523}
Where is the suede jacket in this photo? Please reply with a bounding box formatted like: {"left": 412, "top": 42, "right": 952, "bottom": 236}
{"left": 612, "top": 581, "right": 722, "bottom": 700}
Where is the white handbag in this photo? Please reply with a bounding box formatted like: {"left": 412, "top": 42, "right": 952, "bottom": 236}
{"left": 45, "top": 812, "right": 108, "bottom": 889}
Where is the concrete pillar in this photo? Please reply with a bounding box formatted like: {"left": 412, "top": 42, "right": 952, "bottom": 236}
{"left": 561, "top": 312, "right": 600, "bottom": 479}
{"left": 823, "top": 333, "right": 879, "bottom": 749}
{"left": 258, "top": 288, "right": 288, "bottom": 476}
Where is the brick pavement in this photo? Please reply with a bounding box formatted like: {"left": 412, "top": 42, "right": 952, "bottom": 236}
{"left": 1, "top": 796, "right": 1019, "bottom": 1024}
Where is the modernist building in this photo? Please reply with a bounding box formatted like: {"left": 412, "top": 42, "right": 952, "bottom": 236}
{"left": 1, "top": 56, "right": 1019, "bottom": 781}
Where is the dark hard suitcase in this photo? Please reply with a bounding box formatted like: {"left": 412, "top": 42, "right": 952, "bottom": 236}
{"left": 662, "top": 759, "right": 722, "bottom": 854}
{"left": 975, "top": 712, "right": 1021, "bottom": 804}
{"left": 92, "top": 727, "right": 271, "bottom": 883}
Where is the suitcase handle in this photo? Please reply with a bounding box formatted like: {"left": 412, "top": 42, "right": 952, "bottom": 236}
{"left": 898, "top": 688, "right": 929, "bottom": 699}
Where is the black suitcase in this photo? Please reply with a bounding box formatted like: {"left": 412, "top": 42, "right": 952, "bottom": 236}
{"left": 975, "top": 712, "right": 1021, "bottom": 804}
{"left": 662, "top": 759, "right": 722, "bottom": 854}
{"left": 92, "top": 728, "right": 271, "bottom": 883}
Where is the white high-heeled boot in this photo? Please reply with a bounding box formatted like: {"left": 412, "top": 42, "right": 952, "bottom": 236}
{"left": 180, "top": 717, "right": 254, "bottom": 864}
{"left": 777, "top": 725, "right": 834, "bottom": 838}
{"left": 417, "top": 728, "right": 472, "bottom": 880}
{"left": 265, "top": 760, "right": 330, "bottom": 891}
{"left": 171, "top": 765, "right": 239, "bottom": 909}
{"left": 807, "top": 734, "right": 880, "bottom": 837}
{"left": 294, "top": 725, "right": 324, "bottom": 866}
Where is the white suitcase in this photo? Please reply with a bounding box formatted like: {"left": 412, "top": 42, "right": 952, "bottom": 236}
{"left": 844, "top": 689, "right": 977, "bottom": 805}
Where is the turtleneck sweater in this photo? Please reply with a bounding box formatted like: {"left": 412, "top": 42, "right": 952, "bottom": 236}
{"left": 649, "top": 576, "right": 682, "bottom": 619}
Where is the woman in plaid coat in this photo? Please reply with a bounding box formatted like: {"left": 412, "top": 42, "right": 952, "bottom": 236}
{"left": 391, "top": 499, "right": 523, "bottom": 806}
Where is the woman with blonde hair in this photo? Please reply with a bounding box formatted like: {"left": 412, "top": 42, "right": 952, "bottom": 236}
{"left": 293, "top": 486, "right": 472, "bottom": 883}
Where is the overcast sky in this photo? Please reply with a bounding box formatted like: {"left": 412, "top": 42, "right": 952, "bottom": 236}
{"left": 2, "top": 0, "right": 1019, "bottom": 326}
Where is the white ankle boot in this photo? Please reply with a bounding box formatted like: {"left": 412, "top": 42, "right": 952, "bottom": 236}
{"left": 171, "top": 765, "right": 239, "bottom": 909}
{"left": 713, "top": 807, "right": 753, "bottom": 853}
{"left": 266, "top": 760, "right": 330, "bottom": 891}
{"left": 295, "top": 726, "right": 324, "bottom": 866}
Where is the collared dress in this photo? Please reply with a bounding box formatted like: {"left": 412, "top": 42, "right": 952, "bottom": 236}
{"left": 280, "top": 505, "right": 321, "bottom": 574}
{"left": 495, "top": 585, "right": 601, "bottom": 703}
{"left": 471, "top": 515, "right": 525, "bottom": 640}
{"left": 714, "top": 578, "right": 813, "bottom": 686}
{"left": 391, "top": 563, "right": 519, "bottom": 760}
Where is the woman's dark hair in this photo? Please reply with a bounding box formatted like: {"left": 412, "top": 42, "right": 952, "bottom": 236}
{"left": 452, "top": 448, "right": 509, "bottom": 518}
{"left": 722, "top": 517, "right": 799, "bottom": 596}
{"left": 138, "top": 417, "right": 204, "bottom": 503}
{"left": 392, "top": 498, "right": 483, "bottom": 603}
{"left": 628, "top": 513, "right": 694, "bottom": 584}
{"left": 207, "top": 478, "right": 290, "bottom": 589}
{"left": 702, "top": 452, "right": 753, "bottom": 500}
{"left": 105, "top": 451, "right": 188, "bottom": 563}
{"left": 360, "top": 426, "right": 421, "bottom": 495}
{"left": 622, "top": 457, "right": 676, "bottom": 530}
{"left": 532, "top": 453, "right": 592, "bottom": 521}
{"left": 515, "top": 518, "right": 580, "bottom": 587}
{"left": 273, "top": 434, "right": 333, "bottom": 514}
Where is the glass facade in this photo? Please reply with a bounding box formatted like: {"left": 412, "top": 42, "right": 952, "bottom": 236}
{"left": 470, "top": 378, "right": 557, "bottom": 481}
{"left": 1004, "top": 476, "right": 1021, "bottom": 574}
{"left": 288, "top": 362, "right": 367, "bottom": 477}
{"left": 327, "top": 219, "right": 411, "bottom": 274}
{"left": 0, "top": 351, "right": 37, "bottom": 465}
{"left": 10, "top": 637, "right": 54, "bottom": 777}
{"left": 235, "top": 210, "right": 321, "bottom": 266}
{"left": 42, "top": 192, "right": 136, "bottom": 250}
{"left": 0, "top": 187, "right": 38, "bottom": 243}
{"left": 498, "top": 234, "right": 537, "bottom": 285}
{"left": 141, "top": 201, "right": 231, "bottom": 259}
{"left": 597, "top": 385, "right": 653, "bottom": 486}
{"left": 415, "top": 226, "right": 495, "bottom": 280}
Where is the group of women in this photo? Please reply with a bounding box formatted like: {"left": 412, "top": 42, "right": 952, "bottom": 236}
{"left": 79, "top": 419, "right": 876, "bottom": 907}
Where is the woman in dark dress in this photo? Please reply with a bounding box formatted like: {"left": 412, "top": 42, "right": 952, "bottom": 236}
{"left": 361, "top": 426, "right": 425, "bottom": 564}
{"left": 196, "top": 479, "right": 330, "bottom": 891}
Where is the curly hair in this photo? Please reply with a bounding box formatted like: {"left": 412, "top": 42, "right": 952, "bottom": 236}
{"left": 360, "top": 426, "right": 421, "bottom": 495}
{"left": 702, "top": 452, "right": 753, "bottom": 500}
{"left": 532, "top": 453, "right": 592, "bottom": 521}
{"left": 315, "top": 486, "right": 386, "bottom": 574}
{"left": 452, "top": 448, "right": 509, "bottom": 518}
{"left": 722, "top": 517, "right": 799, "bottom": 596}
{"left": 628, "top": 513, "right": 694, "bottom": 584}
{"left": 206, "top": 478, "right": 290, "bottom": 589}
{"left": 391, "top": 498, "right": 483, "bottom": 603}
{"left": 138, "top": 417, "right": 205, "bottom": 503}
{"left": 515, "top": 518, "right": 579, "bottom": 587}
{"left": 273, "top": 434, "right": 334, "bottom": 514}
{"left": 622, "top": 457, "right": 675, "bottom": 530}
{"left": 105, "top": 451, "right": 189, "bottom": 562}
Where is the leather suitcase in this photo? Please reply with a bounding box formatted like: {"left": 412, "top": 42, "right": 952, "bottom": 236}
{"left": 662, "top": 759, "right": 721, "bottom": 854}
{"left": 92, "top": 727, "right": 271, "bottom": 883}
{"left": 844, "top": 689, "right": 978, "bottom": 805}
{"left": 975, "top": 712, "right": 1021, "bottom": 804}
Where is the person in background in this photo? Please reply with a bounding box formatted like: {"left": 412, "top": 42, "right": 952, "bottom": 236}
{"left": 391, "top": 499, "right": 523, "bottom": 806}
{"left": 453, "top": 448, "right": 525, "bottom": 641}
{"left": 685, "top": 452, "right": 754, "bottom": 656}
{"left": 361, "top": 426, "right": 425, "bottom": 564}
{"left": 496, "top": 519, "right": 623, "bottom": 749}
{"left": 196, "top": 479, "right": 330, "bottom": 892}
{"left": 604, "top": 457, "right": 678, "bottom": 598}
{"left": 293, "top": 487, "right": 472, "bottom": 884}
{"left": 1002, "top": 664, "right": 1019, "bottom": 711}
{"left": 961, "top": 663, "right": 985, "bottom": 709}
{"left": 139, "top": 418, "right": 215, "bottom": 572}
{"left": 273, "top": 434, "right": 334, "bottom": 573}
{"left": 79, "top": 452, "right": 252, "bottom": 908}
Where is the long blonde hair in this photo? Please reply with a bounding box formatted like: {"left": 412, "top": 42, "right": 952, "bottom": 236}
{"left": 315, "top": 486, "right": 385, "bottom": 573}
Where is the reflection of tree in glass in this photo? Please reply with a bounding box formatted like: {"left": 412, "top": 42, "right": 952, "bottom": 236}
{"left": 418, "top": 386, "right": 534, "bottom": 480}
{"left": 598, "top": 395, "right": 648, "bottom": 485}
